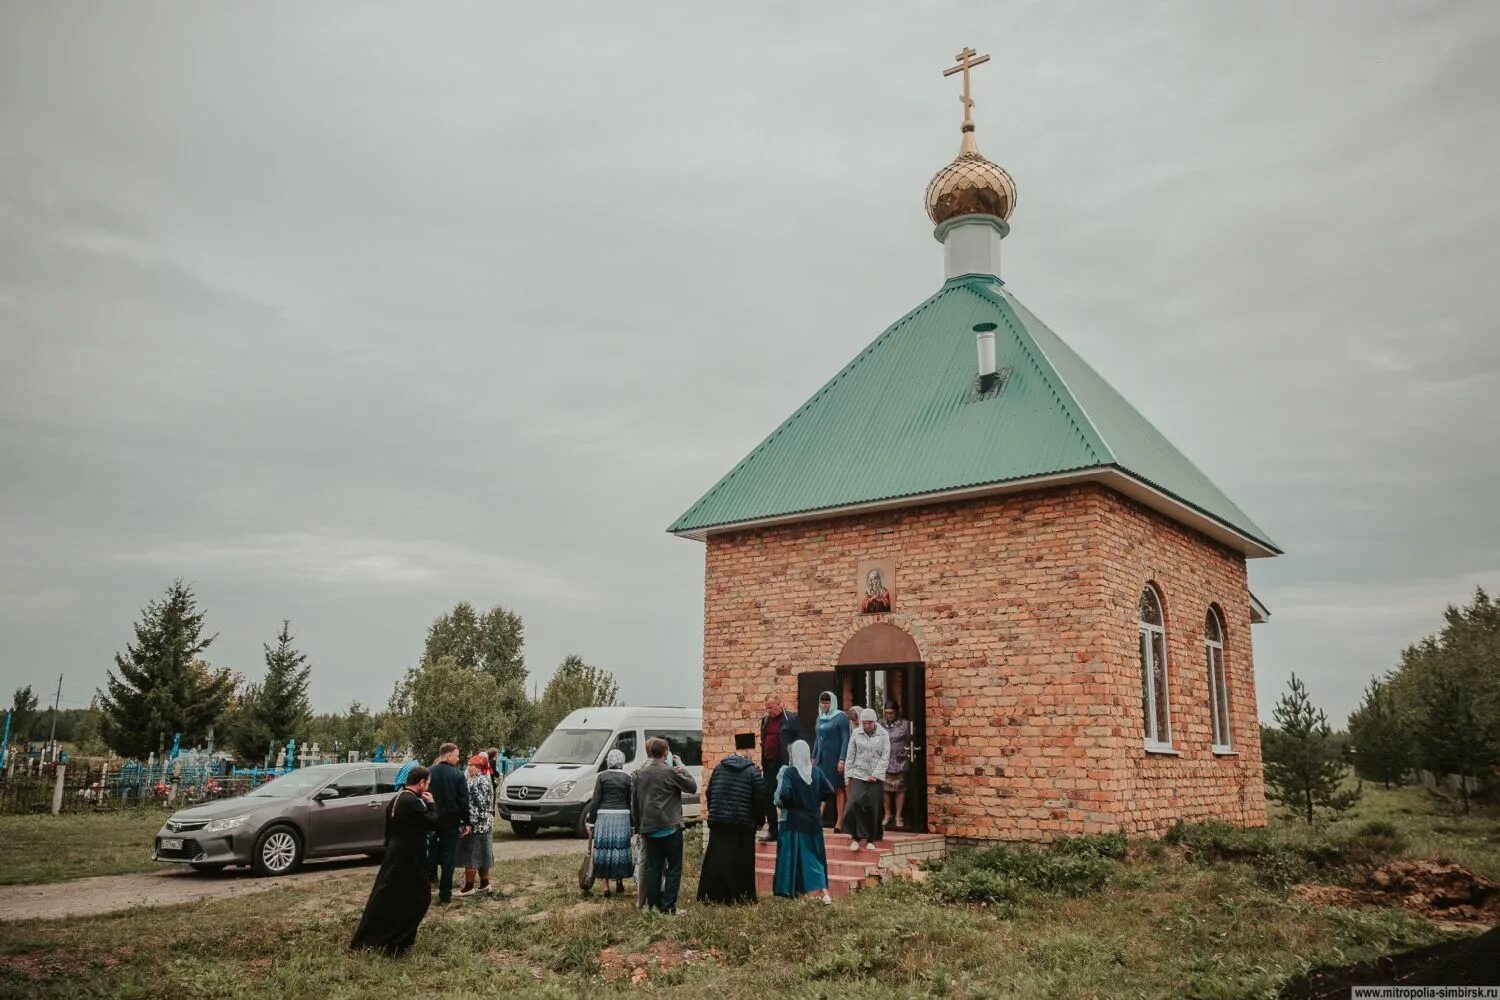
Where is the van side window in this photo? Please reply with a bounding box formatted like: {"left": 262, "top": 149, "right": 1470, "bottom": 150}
{"left": 648, "top": 730, "right": 703, "bottom": 767}
{"left": 612, "top": 730, "right": 637, "bottom": 763}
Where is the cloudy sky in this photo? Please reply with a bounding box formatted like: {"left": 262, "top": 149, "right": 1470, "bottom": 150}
{"left": 2, "top": 3, "right": 1496, "bottom": 728}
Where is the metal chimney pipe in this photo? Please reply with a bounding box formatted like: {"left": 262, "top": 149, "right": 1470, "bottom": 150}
{"left": 973, "top": 322, "right": 998, "bottom": 382}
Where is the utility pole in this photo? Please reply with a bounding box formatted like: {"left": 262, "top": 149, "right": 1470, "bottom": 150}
{"left": 47, "top": 674, "right": 62, "bottom": 762}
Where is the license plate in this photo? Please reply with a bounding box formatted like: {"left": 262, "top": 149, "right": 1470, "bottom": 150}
{"left": 161, "top": 838, "right": 183, "bottom": 851}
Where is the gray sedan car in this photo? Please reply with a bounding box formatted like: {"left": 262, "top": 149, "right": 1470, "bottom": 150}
{"left": 153, "top": 763, "right": 402, "bottom": 876}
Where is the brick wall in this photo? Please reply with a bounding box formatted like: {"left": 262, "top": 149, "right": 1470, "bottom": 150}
{"left": 698, "top": 482, "right": 1266, "bottom": 842}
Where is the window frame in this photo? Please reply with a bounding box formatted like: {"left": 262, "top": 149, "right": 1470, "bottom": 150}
{"left": 647, "top": 729, "right": 704, "bottom": 768}
{"left": 1139, "top": 584, "right": 1173, "bottom": 752}
{"left": 327, "top": 767, "right": 377, "bottom": 798}
{"left": 1205, "top": 606, "right": 1233, "bottom": 753}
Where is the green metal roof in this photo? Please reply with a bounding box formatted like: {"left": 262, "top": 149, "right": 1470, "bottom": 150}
{"left": 668, "top": 274, "right": 1278, "bottom": 556}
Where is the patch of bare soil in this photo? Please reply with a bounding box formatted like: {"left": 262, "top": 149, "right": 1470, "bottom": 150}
{"left": 1292, "top": 860, "right": 1500, "bottom": 923}
{"left": 598, "top": 938, "right": 715, "bottom": 985}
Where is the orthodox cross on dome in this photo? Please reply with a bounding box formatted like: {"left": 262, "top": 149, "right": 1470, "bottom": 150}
{"left": 942, "top": 46, "right": 990, "bottom": 133}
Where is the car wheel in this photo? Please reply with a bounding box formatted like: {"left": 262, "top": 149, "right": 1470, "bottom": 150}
{"left": 252, "top": 825, "right": 303, "bottom": 877}
{"left": 189, "top": 862, "right": 226, "bottom": 874}
{"left": 573, "top": 810, "right": 590, "bottom": 839}
{"left": 510, "top": 820, "right": 538, "bottom": 838}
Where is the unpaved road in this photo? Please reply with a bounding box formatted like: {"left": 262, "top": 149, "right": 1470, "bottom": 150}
{"left": 0, "top": 836, "right": 582, "bottom": 922}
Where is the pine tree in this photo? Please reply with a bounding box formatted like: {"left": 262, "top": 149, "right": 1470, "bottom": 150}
{"left": 257, "top": 621, "right": 312, "bottom": 743}
{"left": 1415, "top": 657, "right": 1492, "bottom": 813}
{"left": 1262, "top": 673, "right": 1359, "bottom": 823}
{"left": 97, "top": 581, "right": 233, "bottom": 757}
{"left": 1347, "top": 677, "right": 1414, "bottom": 788}
{"left": 229, "top": 622, "right": 312, "bottom": 761}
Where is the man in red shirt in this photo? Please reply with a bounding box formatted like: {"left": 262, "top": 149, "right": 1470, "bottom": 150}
{"left": 757, "top": 695, "right": 803, "bottom": 842}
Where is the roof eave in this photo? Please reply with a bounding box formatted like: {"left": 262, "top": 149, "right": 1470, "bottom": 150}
{"left": 669, "top": 466, "right": 1280, "bottom": 558}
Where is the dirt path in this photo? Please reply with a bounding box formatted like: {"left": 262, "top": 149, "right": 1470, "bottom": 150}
{"left": 0, "top": 836, "right": 582, "bottom": 922}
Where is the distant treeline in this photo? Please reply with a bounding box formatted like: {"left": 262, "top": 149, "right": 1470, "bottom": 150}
{"left": 1346, "top": 587, "right": 1499, "bottom": 809}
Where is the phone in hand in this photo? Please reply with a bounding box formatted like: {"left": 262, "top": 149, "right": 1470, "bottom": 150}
{"left": 671, "top": 754, "right": 683, "bottom": 770}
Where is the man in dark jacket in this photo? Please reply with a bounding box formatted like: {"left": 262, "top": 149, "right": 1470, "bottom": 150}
{"left": 758, "top": 696, "right": 802, "bottom": 842}
{"left": 697, "top": 732, "right": 765, "bottom": 904}
{"left": 425, "top": 742, "right": 472, "bottom": 904}
{"left": 632, "top": 737, "right": 698, "bottom": 914}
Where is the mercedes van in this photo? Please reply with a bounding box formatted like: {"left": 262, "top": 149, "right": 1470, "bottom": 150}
{"left": 498, "top": 706, "right": 702, "bottom": 837}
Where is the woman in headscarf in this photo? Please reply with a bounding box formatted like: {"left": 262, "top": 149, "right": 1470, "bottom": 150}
{"left": 772, "top": 739, "right": 835, "bottom": 904}
{"left": 350, "top": 765, "right": 436, "bottom": 956}
{"left": 841, "top": 708, "right": 890, "bottom": 852}
{"left": 585, "top": 747, "right": 635, "bottom": 897}
{"left": 811, "top": 691, "right": 852, "bottom": 831}
{"left": 457, "top": 753, "right": 494, "bottom": 895}
{"left": 881, "top": 702, "right": 913, "bottom": 829}
{"left": 697, "top": 732, "right": 765, "bottom": 904}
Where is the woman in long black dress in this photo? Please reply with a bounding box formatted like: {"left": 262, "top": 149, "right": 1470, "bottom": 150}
{"left": 350, "top": 765, "right": 436, "bottom": 956}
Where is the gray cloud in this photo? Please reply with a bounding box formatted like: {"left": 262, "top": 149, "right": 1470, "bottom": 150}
{"left": 2, "top": 2, "right": 1496, "bottom": 725}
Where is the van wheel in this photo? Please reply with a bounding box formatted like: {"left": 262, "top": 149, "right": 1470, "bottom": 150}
{"left": 574, "top": 810, "right": 590, "bottom": 839}
{"left": 510, "top": 821, "right": 538, "bottom": 838}
{"left": 252, "top": 825, "right": 303, "bottom": 876}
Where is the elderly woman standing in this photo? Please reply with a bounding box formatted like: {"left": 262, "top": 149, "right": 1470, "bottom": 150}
{"left": 772, "top": 740, "right": 835, "bottom": 904}
{"left": 457, "top": 753, "right": 494, "bottom": 895}
{"left": 881, "top": 703, "right": 913, "bottom": 829}
{"left": 586, "top": 748, "right": 635, "bottom": 898}
{"left": 842, "top": 708, "right": 890, "bottom": 852}
{"left": 812, "top": 691, "right": 852, "bottom": 830}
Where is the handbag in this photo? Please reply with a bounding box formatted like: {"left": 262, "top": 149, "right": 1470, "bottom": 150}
{"left": 577, "top": 825, "right": 596, "bottom": 893}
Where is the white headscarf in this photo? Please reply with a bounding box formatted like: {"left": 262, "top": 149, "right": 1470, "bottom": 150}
{"left": 859, "top": 708, "right": 878, "bottom": 725}
{"left": 605, "top": 749, "right": 625, "bottom": 769}
{"left": 784, "top": 739, "right": 814, "bottom": 785}
{"left": 817, "top": 690, "right": 839, "bottom": 721}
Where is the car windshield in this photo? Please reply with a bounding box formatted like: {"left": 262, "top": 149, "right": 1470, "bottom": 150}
{"left": 245, "top": 771, "right": 329, "bottom": 798}
{"left": 529, "top": 728, "right": 610, "bottom": 765}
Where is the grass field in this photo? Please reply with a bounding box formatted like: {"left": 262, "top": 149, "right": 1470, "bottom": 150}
{"left": 0, "top": 811, "right": 170, "bottom": 885}
{"left": 0, "top": 785, "right": 1494, "bottom": 998}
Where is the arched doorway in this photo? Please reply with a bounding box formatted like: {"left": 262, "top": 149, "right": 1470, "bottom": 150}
{"left": 797, "top": 623, "right": 926, "bottom": 833}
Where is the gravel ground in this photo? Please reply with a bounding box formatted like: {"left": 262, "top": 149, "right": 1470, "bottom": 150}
{"left": 0, "top": 835, "right": 582, "bottom": 922}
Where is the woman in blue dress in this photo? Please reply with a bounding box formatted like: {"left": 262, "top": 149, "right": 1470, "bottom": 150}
{"left": 772, "top": 740, "right": 835, "bottom": 904}
{"left": 811, "top": 691, "right": 852, "bottom": 830}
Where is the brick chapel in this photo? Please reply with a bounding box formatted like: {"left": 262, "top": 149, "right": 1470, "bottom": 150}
{"left": 670, "top": 51, "right": 1280, "bottom": 842}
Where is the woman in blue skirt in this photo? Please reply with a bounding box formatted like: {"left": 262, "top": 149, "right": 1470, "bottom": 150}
{"left": 586, "top": 749, "right": 636, "bottom": 897}
{"left": 811, "top": 690, "right": 852, "bottom": 830}
{"left": 772, "top": 740, "right": 835, "bottom": 904}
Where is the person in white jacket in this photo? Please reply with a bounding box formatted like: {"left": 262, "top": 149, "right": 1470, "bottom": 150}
{"left": 841, "top": 708, "right": 890, "bottom": 851}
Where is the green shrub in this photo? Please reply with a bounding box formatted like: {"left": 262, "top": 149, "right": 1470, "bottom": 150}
{"left": 932, "top": 866, "right": 1026, "bottom": 906}
{"left": 1049, "top": 831, "right": 1128, "bottom": 860}
{"left": 928, "top": 842, "right": 1117, "bottom": 906}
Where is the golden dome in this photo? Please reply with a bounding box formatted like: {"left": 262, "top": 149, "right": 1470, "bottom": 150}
{"left": 925, "top": 129, "right": 1017, "bottom": 225}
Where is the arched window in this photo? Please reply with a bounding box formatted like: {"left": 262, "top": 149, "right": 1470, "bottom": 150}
{"left": 1139, "top": 585, "right": 1171, "bottom": 749}
{"left": 1205, "top": 607, "right": 1231, "bottom": 751}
